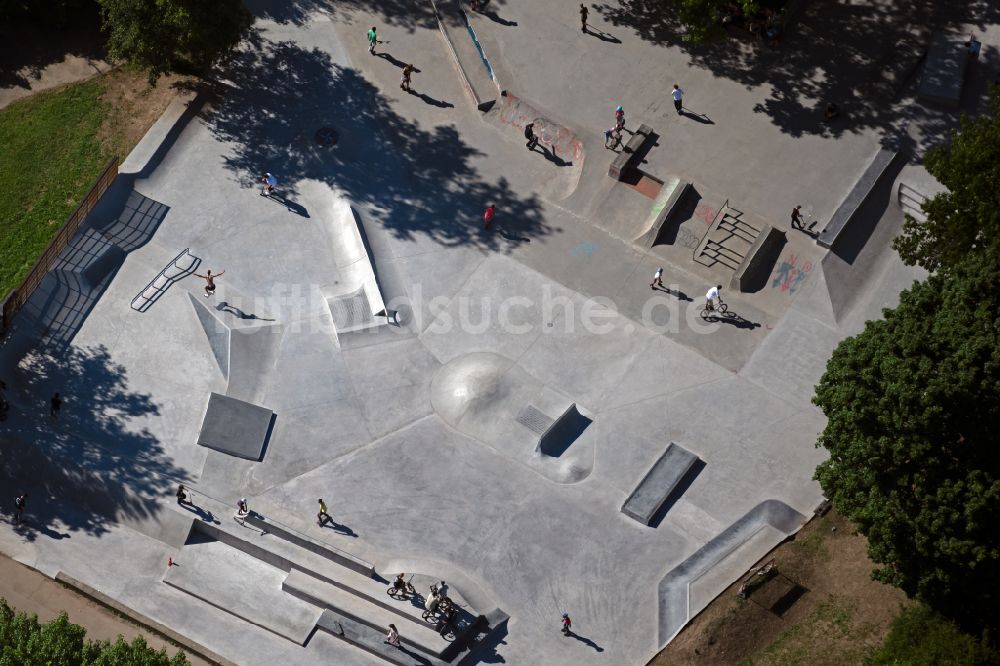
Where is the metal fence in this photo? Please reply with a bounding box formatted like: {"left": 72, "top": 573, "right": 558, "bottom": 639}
{"left": 1, "top": 156, "right": 118, "bottom": 334}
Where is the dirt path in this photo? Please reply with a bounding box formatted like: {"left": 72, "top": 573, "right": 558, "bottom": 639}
{"left": 0, "top": 554, "right": 212, "bottom": 665}
{"left": 651, "top": 510, "right": 910, "bottom": 665}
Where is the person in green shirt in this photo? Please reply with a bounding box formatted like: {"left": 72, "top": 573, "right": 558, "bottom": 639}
{"left": 367, "top": 26, "right": 377, "bottom": 54}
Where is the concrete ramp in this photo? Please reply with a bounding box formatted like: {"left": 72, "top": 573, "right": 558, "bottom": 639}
{"left": 657, "top": 499, "right": 805, "bottom": 647}
{"left": 163, "top": 536, "right": 321, "bottom": 645}
{"left": 197, "top": 392, "right": 274, "bottom": 461}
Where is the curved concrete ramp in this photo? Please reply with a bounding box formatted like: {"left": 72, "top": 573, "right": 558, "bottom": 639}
{"left": 490, "top": 91, "right": 584, "bottom": 201}
{"left": 431, "top": 352, "right": 594, "bottom": 483}
{"left": 657, "top": 499, "right": 806, "bottom": 647}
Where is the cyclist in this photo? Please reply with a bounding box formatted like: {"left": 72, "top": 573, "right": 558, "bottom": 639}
{"left": 705, "top": 284, "right": 722, "bottom": 311}
{"left": 393, "top": 573, "right": 408, "bottom": 594}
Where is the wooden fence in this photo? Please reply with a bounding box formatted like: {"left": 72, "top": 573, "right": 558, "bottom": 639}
{"left": 1, "top": 156, "right": 118, "bottom": 334}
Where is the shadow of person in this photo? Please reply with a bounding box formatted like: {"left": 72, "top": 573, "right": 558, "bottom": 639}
{"left": 498, "top": 226, "right": 531, "bottom": 244}
{"left": 535, "top": 144, "right": 572, "bottom": 167}
{"left": 180, "top": 502, "right": 222, "bottom": 524}
{"left": 482, "top": 9, "right": 517, "bottom": 26}
{"left": 713, "top": 311, "right": 762, "bottom": 330}
{"left": 330, "top": 521, "right": 359, "bottom": 538}
{"left": 376, "top": 52, "right": 408, "bottom": 68}
{"left": 265, "top": 193, "right": 310, "bottom": 217}
{"left": 653, "top": 286, "right": 693, "bottom": 301}
{"left": 216, "top": 301, "right": 275, "bottom": 321}
{"left": 587, "top": 28, "right": 622, "bottom": 43}
{"left": 680, "top": 109, "right": 715, "bottom": 124}
{"left": 568, "top": 631, "right": 604, "bottom": 652}
{"left": 407, "top": 89, "right": 454, "bottom": 108}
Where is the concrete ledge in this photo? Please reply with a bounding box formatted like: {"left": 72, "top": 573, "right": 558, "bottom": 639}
{"left": 817, "top": 147, "right": 900, "bottom": 249}
{"left": 243, "top": 513, "right": 375, "bottom": 576}
{"left": 635, "top": 177, "right": 691, "bottom": 247}
{"left": 54, "top": 572, "right": 238, "bottom": 666}
{"left": 918, "top": 31, "right": 973, "bottom": 107}
{"left": 609, "top": 123, "right": 653, "bottom": 181}
{"left": 119, "top": 91, "right": 200, "bottom": 177}
{"left": 316, "top": 609, "right": 449, "bottom": 666}
{"left": 430, "top": 0, "right": 497, "bottom": 111}
{"left": 621, "top": 444, "right": 700, "bottom": 525}
{"left": 656, "top": 499, "right": 806, "bottom": 646}
{"left": 730, "top": 226, "right": 786, "bottom": 292}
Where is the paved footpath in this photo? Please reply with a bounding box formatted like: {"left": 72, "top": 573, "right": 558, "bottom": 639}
{"left": 0, "top": 553, "right": 211, "bottom": 666}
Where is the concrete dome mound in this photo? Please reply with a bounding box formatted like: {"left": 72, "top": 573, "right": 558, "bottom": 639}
{"left": 431, "top": 352, "right": 514, "bottom": 427}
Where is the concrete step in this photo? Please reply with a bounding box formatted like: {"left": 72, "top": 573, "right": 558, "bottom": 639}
{"left": 162, "top": 537, "right": 322, "bottom": 645}
{"left": 283, "top": 569, "right": 456, "bottom": 658}
{"left": 316, "top": 609, "right": 450, "bottom": 666}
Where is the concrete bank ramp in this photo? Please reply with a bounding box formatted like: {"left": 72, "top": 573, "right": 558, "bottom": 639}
{"left": 487, "top": 91, "right": 585, "bottom": 201}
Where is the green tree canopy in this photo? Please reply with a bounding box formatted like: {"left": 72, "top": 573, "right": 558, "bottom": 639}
{"left": 97, "top": 0, "right": 252, "bottom": 82}
{"left": 894, "top": 85, "right": 1000, "bottom": 273}
{"left": 813, "top": 253, "right": 1000, "bottom": 631}
{"left": 0, "top": 599, "right": 190, "bottom": 665}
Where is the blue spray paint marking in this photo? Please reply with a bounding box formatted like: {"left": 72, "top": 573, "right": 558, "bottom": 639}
{"left": 571, "top": 242, "right": 599, "bottom": 257}
{"left": 464, "top": 17, "right": 496, "bottom": 80}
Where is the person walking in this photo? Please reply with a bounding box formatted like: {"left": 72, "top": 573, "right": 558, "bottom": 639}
{"left": 49, "top": 392, "right": 61, "bottom": 418}
{"left": 13, "top": 494, "right": 27, "bottom": 525}
{"left": 367, "top": 26, "right": 378, "bottom": 55}
{"left": 385, "top": 624, "right": 401, "bottom": 648}
{"left": 614, "top": 105, "right": 625, "bottom": 131}
{"left": 579, "top": 3, "right": 588, "bottom": 32}
{"left": 483, "top": 204, "right": 496, "bottom": 229}
{"left": 317, "top": 498, "right": 333, "bottom": 527}
{"left": 176, "top": 484, "right": 190, "bottom": 506}
{"left": 194, "top": 269, "right": 224, "bottom": 297}
{"left": 236, "top": 497, "right": 249, "bottom": 525}
{"left": 400, "top": 63, "right": 414, "bottom": 91}
{"left": 672, "top": 85, "right": 684, "bottom": 114}
{"left": 524, "top": 123, "right": 538, "bottom": 151}
{"left": 561, "top": 612, "right": 573, "bottom": 636}
{"left": 650, "top": 267, "right": 664, "bottom": 289}
{"left": 790, "top": 205, "right": 804, "bottom": 229}
{"left": 260, "top": 172, "right": 277, "bottom": 196}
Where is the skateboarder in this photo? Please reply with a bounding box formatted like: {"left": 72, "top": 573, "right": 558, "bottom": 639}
{"left": 13, "top": 494, "right": 26, "bottom": 524}
{"left": 483, "top": 204, "right": 497, "bottom": 229}
{"left": 525, "top": 123, "right": 538, "bottom": 151}
{"left": 176, "top": 484, "right": 190, "bottom": 506}
{"left": 236, "top": 498, "right": 249, "bottom": 525}
{"left": 400, "top": 63, "right": 414, "bottom": 91}
{"left": 561, "top": 612, "right": 572, "bottom": 636}
{"left": 50, "top": 392, "right": 61, "bottom": 418}
{"left": 791, "top": 205, "right": 804, "bottom": 229}
{"left": 194, "top": 269, "right": 224, "bottom": 297}
{"left": 672, "top": 85, "right": 684, "bottom": 114}
{"left": 260, "top": 172, "right": 277, "bottom": 196}
{"left": 650, "top": 267, "right": 664, "bottom": 289}
{"left": 614, "top": 106, "right": 625, "bottom": 131}
{"left": 367, "top": 26, "right": 378, "bottom": 54}
{"left": 580, "top": 4, "right": 588, "bottom": 32}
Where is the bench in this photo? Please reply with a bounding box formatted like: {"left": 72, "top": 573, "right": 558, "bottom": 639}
{"left": 609, "top": 123, "right": 654, "bottom": 181}
{"left": 816, "top": 146, "right": 900, "bottom": 249}
{"left": 621, "top": 443, "right": 700, "bottom": 525}
{"left": 730, "top": 225, "right": 786, "bottom": 292}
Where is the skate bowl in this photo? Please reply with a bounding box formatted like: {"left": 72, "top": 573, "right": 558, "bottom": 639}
{"left": 492, "top": 91, "right": 585, "bottom": 201}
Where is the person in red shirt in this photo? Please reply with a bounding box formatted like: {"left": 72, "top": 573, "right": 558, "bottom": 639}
{"left": 484, "top": 204, "right": 497, "bottom": 229}
{"left": 561, "top": 612, "right": 572, "bottom": 636}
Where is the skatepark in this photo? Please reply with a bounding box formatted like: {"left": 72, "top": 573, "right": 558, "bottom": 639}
{"left": 2, "top": 0, "right": 995, "bottom": 664}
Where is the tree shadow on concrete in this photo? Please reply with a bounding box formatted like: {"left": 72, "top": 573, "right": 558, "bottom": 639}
{"left": 244, "top": 0, "right": 509, "bottom": 30}
{"left": 0, "top": 11, "right": 106, "bottom": 92}
{"left": 593, "top": 0, "right": 1000, "bottom": 141}
{"left": 203, "top": 38, "right": 553, "bottom": 253}
{"left": 0, "top": 345, "right": 187, "bottom": 539}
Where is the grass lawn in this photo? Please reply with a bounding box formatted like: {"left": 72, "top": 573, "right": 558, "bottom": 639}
{"left": 0, "top": 69, "right": 190, "bottom": 299}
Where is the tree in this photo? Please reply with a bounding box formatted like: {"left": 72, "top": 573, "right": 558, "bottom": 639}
{"left": 0, "top": 599, "right": 190, "bottom": 665}
{"left": 894, "top": 85, "right": 1000, "bottom": 273}
{"left": 812, "top": 252, "right": 1000, "bottom": 631}
{"left": 868, "top": 604, "right": 997, "bottom": 665}
{"left": 97, "top": 0, "right": 252, "bottom": 82}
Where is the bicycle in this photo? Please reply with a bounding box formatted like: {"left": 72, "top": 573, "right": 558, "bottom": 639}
{"left": 387, "top": 575, "right": 416, "bottom": 599}
{"left": 700, "top": 297, "right": 729, "bottom": 320}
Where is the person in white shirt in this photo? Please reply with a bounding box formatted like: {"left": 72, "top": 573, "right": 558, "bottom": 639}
{"left": 672, "top": 85, "right": 683, "bottom": 114}
{"left": 706, "top": 285, "right": 722, "bottom": 310}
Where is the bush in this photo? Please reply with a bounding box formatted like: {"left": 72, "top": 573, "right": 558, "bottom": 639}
{"left": 868, "top": 605, "right": 997, "bottom": 666}
{"left": 0, "top": 599, "right": 190, "bottom": 665}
